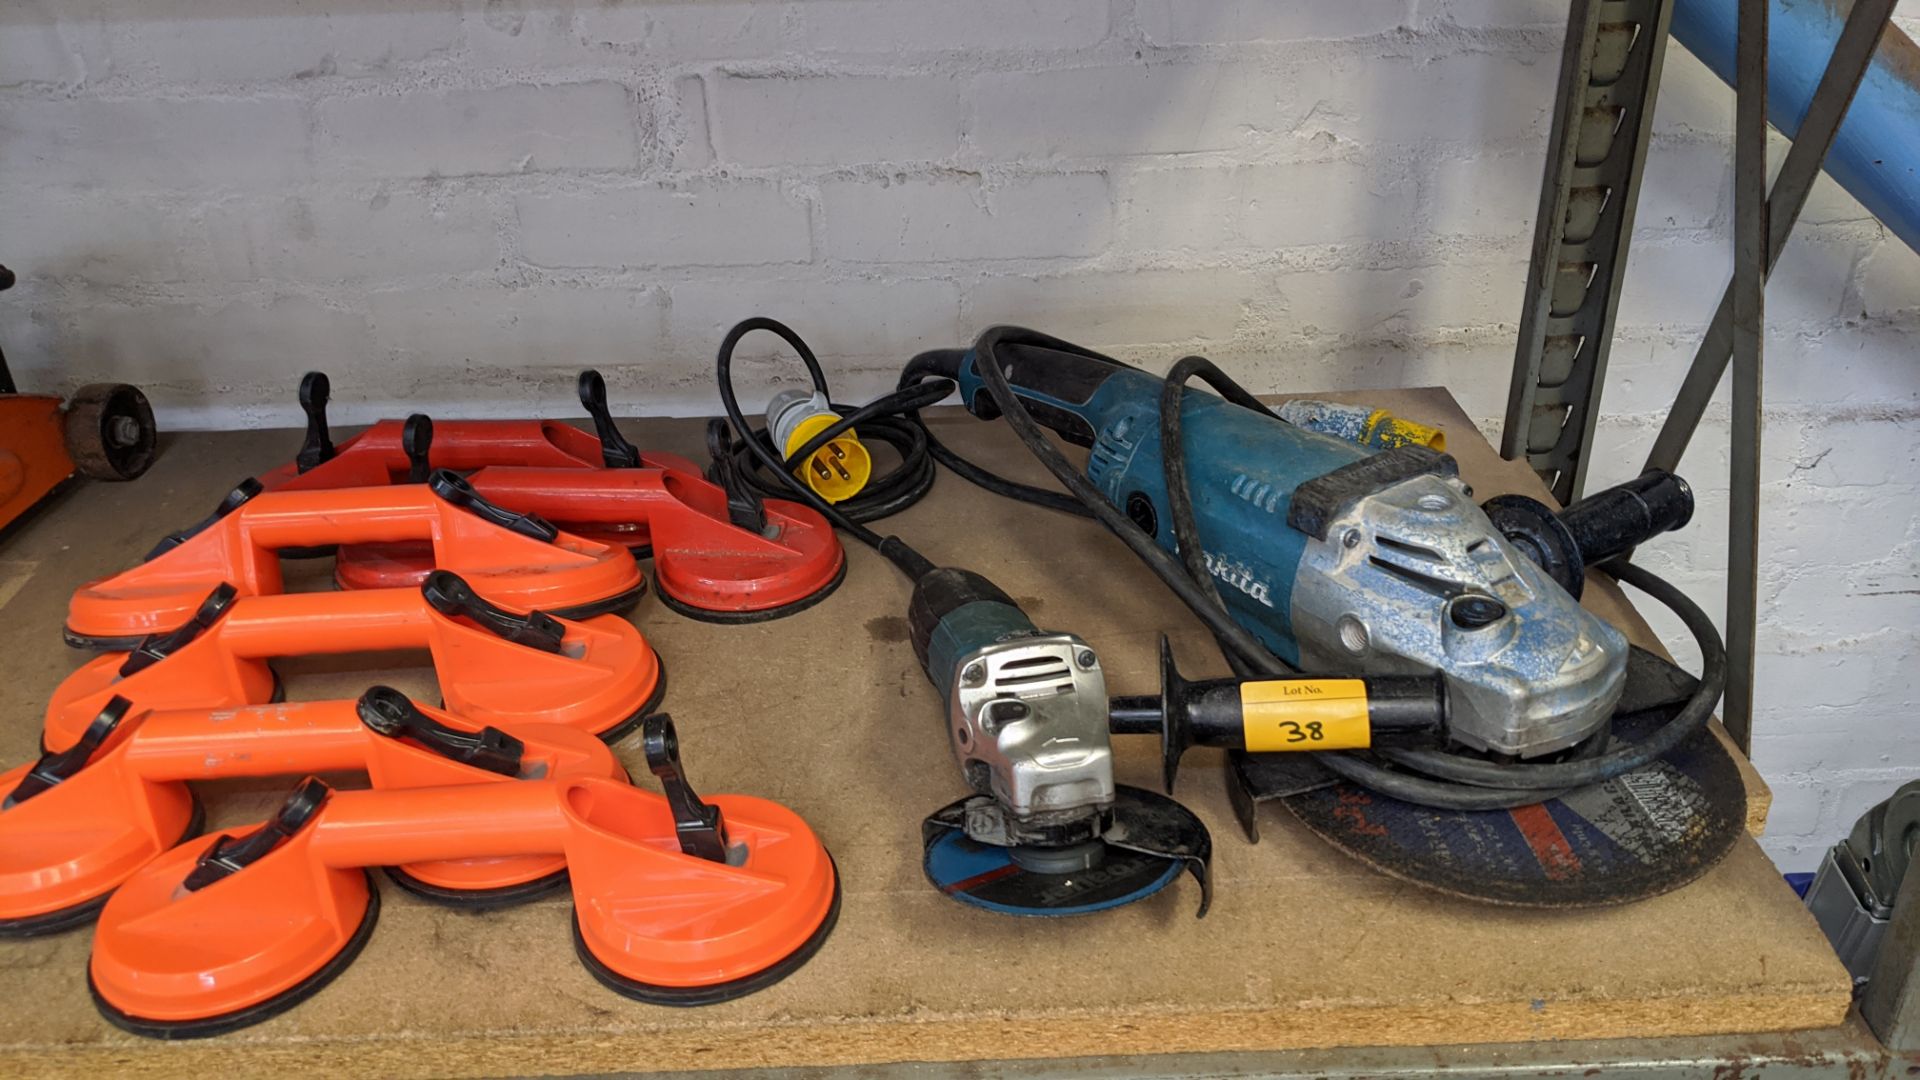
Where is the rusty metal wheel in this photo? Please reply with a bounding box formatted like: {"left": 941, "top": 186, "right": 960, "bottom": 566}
{"left": 64, "top": 383, "right": 157, "bottom": 481}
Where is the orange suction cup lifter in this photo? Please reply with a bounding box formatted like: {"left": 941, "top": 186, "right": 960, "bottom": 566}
{"left": 67, "top": 468, "right": 645, "bottom": 649}
{"left": 2, "top": 687, "right": 624, "bottom": 935}
{"left": 45, "top": 573, "right": 663, "bottom": 751}
{"left": 91, "top": 756, "right": 839, "bottom": 1036}
{"left": 254, "top": 369, "right": 840, "bottom": 609}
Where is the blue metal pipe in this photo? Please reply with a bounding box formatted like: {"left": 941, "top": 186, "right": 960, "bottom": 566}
{"left": 1670, "top": 0, "right": 1920, "bottom": 254}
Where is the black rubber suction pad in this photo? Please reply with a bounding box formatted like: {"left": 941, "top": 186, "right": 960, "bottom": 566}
{"left": 544, "top": 578, "right": 650, "bottom": 622}
{"left": 381, "top": 866, "right": 571, "bottom": 910}
{"left": 62, "top": 629, "right": 149, "bottom": 652}
{"left": 592, "top": 652, "right": 669, "bottom": 746}
{"left": 653, "top": 557, "right": 848, "bottom": 625}
{"left": 0, "top": 797, "right": 207, "bottom": 939}
{"left": 571, "top": 855, "right": 842, "bottom": 1007}
{"left": 88, "top": 869, "right": 382, "bottom": 1041}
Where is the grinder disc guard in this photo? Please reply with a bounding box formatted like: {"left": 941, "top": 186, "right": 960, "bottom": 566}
{"left": 922, "top": 785, "right": 1212, "bottom": 917}
{"left": 1236, "top": 646, "right": 1746, "bottom": 907}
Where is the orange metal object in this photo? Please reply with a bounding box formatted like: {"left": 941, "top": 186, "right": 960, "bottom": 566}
{"left": 89, "top": 774, "right": 839, "bottom": 1032}
{"left": 0, "top": 395, "right": 73, "bottom": 532}
{"left": 0, "top": 693, "right": 621, "bottom": 934}
{"left": 43, "top": 577, "right": 662, "bottom": 752}
{"left": 342, "top": 466, "right": 845, "bottom": 620}
{"left": 66, "top": 480, "right": 645, "bottom": 649}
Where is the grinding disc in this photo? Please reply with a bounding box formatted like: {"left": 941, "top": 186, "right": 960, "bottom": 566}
{"left": 922, "top": 785, "right": 1208, "bottom": 917}
{"left": 1246, "top": 645, "right": 1746, "bottom": 907}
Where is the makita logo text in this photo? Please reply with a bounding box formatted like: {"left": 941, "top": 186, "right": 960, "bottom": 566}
{"left": 1204, "top": 551, "right": 1273, "bottom": 608}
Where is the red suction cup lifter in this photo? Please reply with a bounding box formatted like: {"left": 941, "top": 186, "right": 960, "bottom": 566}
{"left": 64, "top": 469, "right": 646, "bottom": 650}
{"left": 90, "top": 720, "right": 840, "bottom": 1039}
{"left": 0, "top": 688, "right": 622, "bottom": 936}
{"left": 259, "top": 369, "right": 710, "bottom": 545}
{"left": 253, "top": 372, "right": 848, "bottom": 614}
{"left": 41, "top": 573, "right": 663, "bottom": 752}
{"left": 440, "top": 467, "right": 845, "bottom": 621}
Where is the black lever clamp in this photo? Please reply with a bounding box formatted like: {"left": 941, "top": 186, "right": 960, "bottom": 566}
{"left": 143, "top": 479, "right": 265, "bottom": 562}
{"left": 704, "top": 418, "right": 768, "bottom": 534}
{"left": 5, "top": 696, "right": 134, "bottom": 808}
{"left": 642, "top": 714, "right": 732, "bottom": 864}
{"left": 427, "top": 469, "right": 558, "bottom": 542}
{"left": 578, "top": 369, "right": 641, "bottom": 469}
{"left": 420, "top": 570, "right": 566, "bottom": 653}
{"left": 356, "top": 685, "right": 523, "bottom": 777}
{"left": 401, "top": 413, "right": 435, "bottom": 484}
{"left": 182, "top": 776, "right": 331, "bottom": 892}
{"left": 296, "top": 371, "right": 335, "bottom": 474}
{"left": 118, "top": 583, "right": 241, "bottom": 677}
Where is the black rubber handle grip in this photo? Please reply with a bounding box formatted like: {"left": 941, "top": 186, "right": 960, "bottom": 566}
{"left": 1561, "top": 470, "right": 1694, "bottom": 568}
{"left": 961, "top": 340, "right": 1125, "bottom": 448}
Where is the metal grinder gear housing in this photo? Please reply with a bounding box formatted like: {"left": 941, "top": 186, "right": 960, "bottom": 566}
{"left": 910, "top": 567, "right": 1114, "bottom": 845}
{"left": 948, "top": 341, "right": 1631, "bottom": 758}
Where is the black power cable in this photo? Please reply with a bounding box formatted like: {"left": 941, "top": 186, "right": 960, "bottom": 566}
{"left": 710, "top": 323, "right": 947, "bottom": 526}
{"left": 711, "top": 317, "right": 933, "bottom": 580}
{"left": 712, "top": 317, "right": 1729, "bottom": 811}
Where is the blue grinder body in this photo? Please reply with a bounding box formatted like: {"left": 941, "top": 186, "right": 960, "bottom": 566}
{"left": 952, "top": 344, "right": 1370, "bottom": 666}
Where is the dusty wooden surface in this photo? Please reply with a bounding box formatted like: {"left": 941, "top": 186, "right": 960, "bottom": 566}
{"left": 0, "top": 388, "right": 1844, "bottom": 1078}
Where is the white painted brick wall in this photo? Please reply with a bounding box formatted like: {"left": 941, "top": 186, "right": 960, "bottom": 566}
{"left": 316, "top": 82, "right": 646, "bottom": 177}
{"left": 819, "top": 172, "right": 1112, "bottom": 261}
{"left": 518, "top": 181, "right": 812, "bottom": 268}
{"left": 701, "top": 72, "right": 966, "bottom": 165}
{"left": 1, "top": 0, "right": 1916, "bottom": 871}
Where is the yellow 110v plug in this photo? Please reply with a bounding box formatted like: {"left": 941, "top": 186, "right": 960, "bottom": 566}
{"left": 766, "top": 389, "right": 871, "bottom": 503}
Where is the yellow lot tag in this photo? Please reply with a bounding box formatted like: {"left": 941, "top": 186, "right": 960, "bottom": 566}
{"left": 1240, "top": 680, "right": 1371, "bottom": 751}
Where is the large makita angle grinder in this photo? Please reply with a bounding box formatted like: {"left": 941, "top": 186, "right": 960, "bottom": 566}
{"left": 710, "top": 320, "right": 1739, "bottom": 911}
